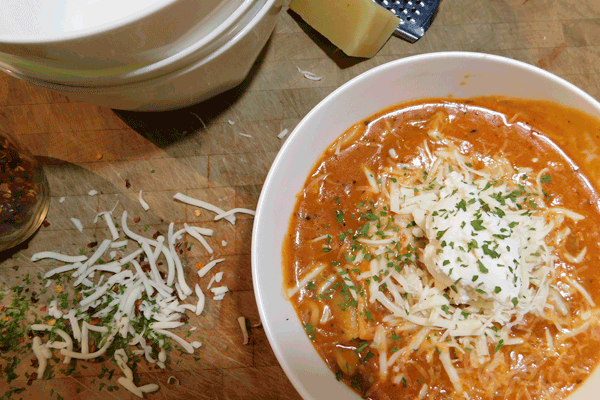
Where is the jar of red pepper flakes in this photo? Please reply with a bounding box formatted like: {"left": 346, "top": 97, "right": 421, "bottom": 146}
{"left": 0, "top": 128, "right": 50, "bottom": 251}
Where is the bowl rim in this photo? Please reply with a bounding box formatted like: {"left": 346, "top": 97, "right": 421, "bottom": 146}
{"left": 251, "top": 51, "right": 600, "bottom": 400}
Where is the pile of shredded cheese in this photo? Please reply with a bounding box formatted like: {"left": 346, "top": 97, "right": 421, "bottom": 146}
{"left": 364, "top": 139, "right": 596, "bottom": 392}
{"left": 29, "top": 192, "right": 255, "bottom": 397}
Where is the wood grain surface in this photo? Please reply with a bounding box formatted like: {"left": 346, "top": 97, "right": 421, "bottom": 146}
{"left": 1, "top": 1, "right": 599, "bottom": 399}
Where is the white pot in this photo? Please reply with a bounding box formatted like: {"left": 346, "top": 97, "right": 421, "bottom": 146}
{"left": 4, "top": 0, "right": 282, "bottom": 111}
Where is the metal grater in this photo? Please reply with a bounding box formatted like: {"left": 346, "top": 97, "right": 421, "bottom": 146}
{"left": 372, "top": 0, "right": 440, "bottom": 43}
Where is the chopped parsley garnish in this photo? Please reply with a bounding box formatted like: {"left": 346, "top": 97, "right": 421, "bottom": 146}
{"left": 334, "top": 210, "right": 345, "bottom": 225}
{"left": 494, "top": 339, "right": 505, "bottom": 353}
{"left": 436, "top": 228, "right": 449, "bottom": 240}
{"left": 470, "top": 219, "right": 485, "bottom": 231}
{"left": 304, "top": 323, "right": 316, "bottom": 340}
{"left": 355, "top": 341, "right": 369, "bottom": 353}
{"left": 477, "top": 260, "right": 489, "bottom": 274}
{"left": 540, "top": 174, "right": 552, "bottom": 184}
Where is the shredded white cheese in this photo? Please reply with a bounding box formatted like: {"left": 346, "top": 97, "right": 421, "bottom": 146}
{"left": 297, "top": 66, "right": 323, "bottom": 81}
{"left": 70, "top": 218, "right": 83, "bottom": 232}
{"left": 27, "top": 192, "right": 242, "bottom": 397}
{"left": 278, "top": 128, "right": 289, "bottom": 139}
{"left": 198, "top": 258, "right": 225, "bottom": 278}
{"left": 214, "top": 207, "right": 255, "bottom": 222}
{"left": 173, "top": 193, "right": 235, "bottom": 224}
{"left": 138, "top": 190, "right": 150, "bottom": 211}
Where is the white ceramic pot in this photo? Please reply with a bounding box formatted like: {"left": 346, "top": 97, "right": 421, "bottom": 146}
{"left": 6, "top": 0, "right": 282, "bottom": 111}
{"left": 0, "top": 0, "right": 247, "bottom": 73}
{"left": 252, "top": 52, "right": 600, "bottom": 400}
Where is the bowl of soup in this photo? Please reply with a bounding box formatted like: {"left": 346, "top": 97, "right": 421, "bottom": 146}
{"left": 252, "top": 51, "right": 600, "bottom": 400}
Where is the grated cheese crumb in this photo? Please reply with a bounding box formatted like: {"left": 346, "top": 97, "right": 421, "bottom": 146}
{"left": 277, "top": 128, "right": 289, "bottom": 139}
{"left": 138, "top": 190, "right": 150, "bottom": 211}
{"left": 296, "top": 67, "right": 323, "bottom": 81}
{"left": 70, "top": 218, "right": 83, "bottom": 232}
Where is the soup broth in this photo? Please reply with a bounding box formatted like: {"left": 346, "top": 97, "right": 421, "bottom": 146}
{"left": 283, "top": 97, "right": 600, "bottom": 400}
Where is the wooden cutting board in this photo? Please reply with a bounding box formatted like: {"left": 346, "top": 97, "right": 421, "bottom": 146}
{"left": 0, "top": 1, "right": 599, "bottom": 398}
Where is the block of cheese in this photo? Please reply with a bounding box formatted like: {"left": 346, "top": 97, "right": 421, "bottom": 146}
{"left": 288, "top": 0, "right": 399, "bottom": 58}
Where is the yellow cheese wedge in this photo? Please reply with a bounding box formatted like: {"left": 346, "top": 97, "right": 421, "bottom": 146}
{"left": 289, "top": 0, "right": 399, "bottom": 58}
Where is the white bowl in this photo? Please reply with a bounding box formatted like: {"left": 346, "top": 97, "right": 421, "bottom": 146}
{"left": 8, "top": 0, "right": 282, "bottom": 111}
{"left": 252, "top": 52, "right": 600, "bottom": 400}
{"left": 0, "top": 0, "right": 247, "bottom": 74}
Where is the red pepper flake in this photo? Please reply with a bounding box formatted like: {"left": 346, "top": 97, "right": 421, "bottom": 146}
{"left": 41, "top": 219, "right": 50, "bottom": 227}
{"left": 125, "top": 179, "right": 131, "bottom": 189}
{"left": 175, "top": 242, "right": 183, "bottom": 254}
{"left": 89, "top": 318, "right": 100, "bottom": 326}
{"left": 141, "top": 264, "right": 151, "bottom": 272}
{"left": 26, "top": 372, "right": 38, "bottom": 386}
{"left": 179, "top": 314, "right": 189, "bottom": 323}
{"left": 152, "top": 231, "right": 161, "bottom": 240}
{"left": 87, "top": 241, "right": 98, "bottom": 248}
{"left": 134, "top": 299, "right": 142, "bottom": 317}
{"left": 18, "top": 337, "right": 24, "bottom": 342}
{"left": 133, "top": 217, "right": 141, "bottom": 223}
{"left": 39, "top": 306, "right": 47, "bottom": 312}
{"left": 0, "top": 305, "right": 5, "bottom": 312}
{"left": 30, "top": 357, "right": 38, "bottom": 368}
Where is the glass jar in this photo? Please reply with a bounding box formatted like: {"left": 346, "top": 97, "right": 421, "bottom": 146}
{"left": 0, "top": 128, "right": 50, "bottom": 251}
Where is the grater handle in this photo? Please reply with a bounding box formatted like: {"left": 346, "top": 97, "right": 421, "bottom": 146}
{"left": 372, "top": 0, "right": 441, "bottom": 43}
